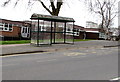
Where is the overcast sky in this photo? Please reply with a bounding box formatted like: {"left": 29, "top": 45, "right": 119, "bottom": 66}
{"left": 0, "top": 0, "right": 119, "bottom": 27}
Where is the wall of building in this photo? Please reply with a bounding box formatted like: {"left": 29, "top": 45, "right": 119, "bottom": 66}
{"left": 86, "top": 32, "right": 99, "bottom": 39}
{"left": 74, "top": 31, "right": 99, "bottom": 40}
{"left": 74, "top": 31, "right": 84, "bottom": 39}
{"left": 1, "top": 26, "right": 21, "bottom": 38}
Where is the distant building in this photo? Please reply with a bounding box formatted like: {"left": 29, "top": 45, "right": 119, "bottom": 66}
{"left": 74, "top": 25, "right": 99, "bottom": 39}
{"left": 86, "top": 21, "right": 98, "bottom": 28}
{"left": 0, "top": 18, "right": 101, "bottom": 41}
{"left": 0, "top": 18, "right": 31, "bottom": 40}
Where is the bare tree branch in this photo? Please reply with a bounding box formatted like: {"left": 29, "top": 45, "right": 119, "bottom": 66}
{"left": 38, "top": 0, "right": 53, "bottom": 15}
{"left": 85, "top": 0, "right": 118, "bottom": 39}
{"left": 56, "top": 1, "right": 62, "bottom": 15}
{"left": 3, "top": 0, "right": 11, "bottom": 6}
{"left": 2, "top": 0, "right": 63, "bottom": 16}
{"left": 14, "top": 0, "right": 20, "bottom": 7}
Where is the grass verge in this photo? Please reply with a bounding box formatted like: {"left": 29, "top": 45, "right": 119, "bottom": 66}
{"left": 0, "top": 40, "right": 31, "bottom": 45}
{"left": 74, "top": 39, "right": 93, "bottom": 42}
{"left": 0, "top": 39, "right": 94, "bottom": 45}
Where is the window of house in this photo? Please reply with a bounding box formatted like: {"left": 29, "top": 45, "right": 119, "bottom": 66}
{"left": 73, "top": 28, "right": 79, "bottom": 36}
{"left": 34, "top": 25, "right": 38, "bottom": 31}
{"left": 25, "top": 27, "right": 27, "bottom": 33}
{"left": 66, "top": 27, "right": 72, "bottom": 32}
{"left": 4, "top": 23, "right": 9, "bottom": 31}
{"left": 0, "top": 23, "right": 3, "bottom": 31}
{"left": 0, "top": 23, "right": 13, "bottom": 32}
{"left": 9, "top": 24, "right": 13, "bottom": 32}
{"left": 41, "top": 26, "right": 46, "bottom": 31}
{"left": 67, "top": 28, "right": 71, "bottom": 31}
{"left": 22, "top": 27, "right": 29, "bottom": 33}
{"left": 22, "top": 28, "right": 24, "bottom": 33}
{"left": 0, "top": 23, "right": 3, "bottom": 27}
{"left": 39, "top": 25, "right": 46, "bottom": 31}
{"left": 22, "top": 26, "right": 30, "bottom": 34}
{"left": 28, "top": 27, "right": 30, "bottom": 33}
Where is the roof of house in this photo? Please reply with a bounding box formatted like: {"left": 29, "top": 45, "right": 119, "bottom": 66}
{"left": 83, "top": 28, "right": 99, "bottom": 31}
{"left": 74, "top": 25, "right": 84, "bottom": 30}
{"left": 0, "top": 18, "right": 31, "bottom": 26}
{"left": 74, "top": 25, "right": 99, "bottom": 32}
{"left": 31, "top": 13, "right": 75, "bottom": 22}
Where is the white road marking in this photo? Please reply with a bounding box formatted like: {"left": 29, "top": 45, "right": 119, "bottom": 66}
{"left": 71, "top": 55, "right": 86, "bottom": 58}
{"left": 91, "top": 52, "right": 97, "bottom": 53}
{"left": 37, "top": 59, "right": 57, "bottom": 63}
{"left": 101, "top": 48, "right": 110, "bottom": 49}
{"left": 110, "top": 77, "right": 120, "bottom": 81}
{"left": 64, "top": 52, "right": 86, "bottom": 56}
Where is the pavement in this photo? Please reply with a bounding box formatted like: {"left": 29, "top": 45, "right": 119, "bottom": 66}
{"left": 0, "top": 40, "right": 119, "bottom": 56}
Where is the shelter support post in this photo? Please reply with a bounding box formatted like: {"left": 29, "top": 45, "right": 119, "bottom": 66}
{"left": 37, "top": 19, "right": 39, "bottom": 46}
{"left": 64, "top": 22, "right": 66, "bottom": 43}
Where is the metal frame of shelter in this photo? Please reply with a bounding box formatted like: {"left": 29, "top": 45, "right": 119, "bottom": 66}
{"left": 30, "top": 14, "right": 75, "bottom": 46}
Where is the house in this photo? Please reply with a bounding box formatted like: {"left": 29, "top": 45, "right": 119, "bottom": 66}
{"left": 0, "top": 18, "right": 101, "bottom": 41}
{"left": 85, "top": 21, "right": 99, "bottom": 39}
{"left": 73, "top": 25, "right": 85, "bottom": 39}
{"left": 0, "top": 18, "right": 31, "bottom": 40}
{"left": 84, "top": 28, "right": 99, "bottom": 39}
{"left": 74, "top": 25, "right": 99, "bottom": 39}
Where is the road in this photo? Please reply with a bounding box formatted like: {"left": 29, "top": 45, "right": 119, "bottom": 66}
{"left": 1, "top": 46, "right": 119, "bottom": 80}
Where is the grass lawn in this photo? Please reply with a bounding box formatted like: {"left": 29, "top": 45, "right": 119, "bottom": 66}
{"left": 0, "top": 40, "right": 31, "bottom": 45}
{"left": 0, "top": 39, "right": 94, "bottom": 45}
{"left": 74, "top": 39, "right": 93, "bottom": 42}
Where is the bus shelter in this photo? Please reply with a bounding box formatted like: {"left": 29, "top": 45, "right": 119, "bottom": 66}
{"left": 30, "top": 14, "right": 75, "bottom": 46}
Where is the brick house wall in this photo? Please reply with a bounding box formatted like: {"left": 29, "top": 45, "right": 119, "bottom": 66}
{"left": 74, "top": 31, "right": 85, "bottom": 39}
{"left": 0, "top": 19, "right": 23, "bottom": 38}
{"left": 86, "top": 32, "right": 99, "bottom": 39}
{"left": 1, "top": 26, "right": 21, "bottom": 38}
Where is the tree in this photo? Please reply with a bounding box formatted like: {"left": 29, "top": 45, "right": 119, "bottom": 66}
{"left": 3, "top": 0, "right": 63, "bottom": 16}
{"left": 85, "top": 0, "right": 118, "bottom": 39}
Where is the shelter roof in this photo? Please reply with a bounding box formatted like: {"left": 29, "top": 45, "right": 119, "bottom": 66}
{"left": 31, "top": 13, "right": 75, "bottom": 22}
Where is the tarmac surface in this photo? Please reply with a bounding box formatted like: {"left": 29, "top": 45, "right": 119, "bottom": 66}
{"left": 1, "top": 40, "right": 119, "bottom": 56}
{"left": 2, "top": 41, "right": 119, "bottom": 80}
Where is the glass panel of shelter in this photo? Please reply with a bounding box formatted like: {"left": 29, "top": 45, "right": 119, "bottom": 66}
{"left": 31, "top": 19, "right": 74, "bottom": 46}
{"left": 38, "top": 20, "right": 51, "bottom": 45}
{"left": 52, "top": 22, "right": 65, "bottom": 44}
{"left": 31, "top": 20, "right": 38, "bottom": 45}
{"left": 66, "top": 22, "right": 74, "bottom": 43}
